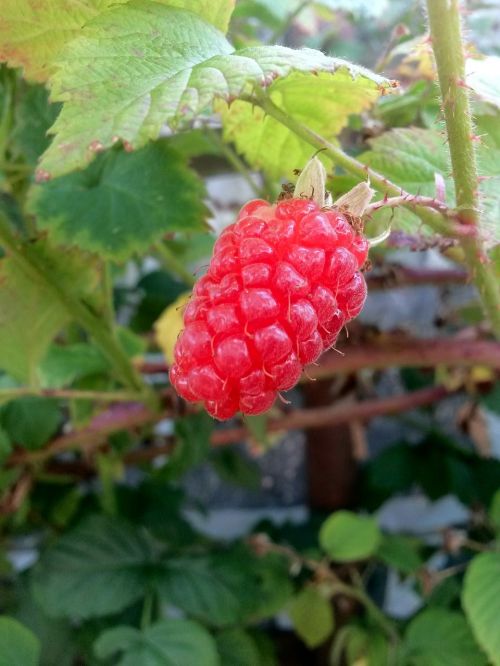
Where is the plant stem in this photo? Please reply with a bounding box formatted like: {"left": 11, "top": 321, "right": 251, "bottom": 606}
{"left": 141, "top": 590, "right": 155, "bottom": 630}
{"left": 249, "top": 90, "right": 471, "bottom": 239}
{"left": 332, "top": 580, "right": 399, "bottom": 644}
{"left": 155, "top": 242, "right": 195, "bottom": 286}
{"left": 0, "top": 387, "right": 142, "bottom": 402}
{"left": 426, "top": 0, "right": 500, "bottom": 338}
{"left": 0, "top": 214, "right": 150, "bottom": 397}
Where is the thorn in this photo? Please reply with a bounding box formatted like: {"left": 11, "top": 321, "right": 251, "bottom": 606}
{"left": 35, "top": 169, "right": 51, "bottom": 183}
{"left": 88, "top": 140, "right": 104, "bottom": 153}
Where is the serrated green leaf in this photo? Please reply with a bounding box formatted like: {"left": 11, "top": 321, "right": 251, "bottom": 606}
{"left": 2, "top": 397, "right": 61, "bottom": 450}
{"left": 319, "top": 511, "right": 381, "bottom": 562}
{"left": 159, "top": 548, "right": 291, "bottom": 625}
{"left": 288, "top": 586, "right": 334, "bottom": 648}
{"left": 37, "top": 0, "right": 392, "bottom": 178}
{"left": 30, "top": 143, "right": 207, "bottom": 260}
{"left": 463, "top": 552, "right": 500, "bottom": 665}
{"left": 377, "top": 534, "right": 423, "bottom": 574}
{"left": 359, "top": 127, "right": 500, "bottom": 241}
{"left": 158, "top": 556, "right": 243, "bottom": 627}
{"left": 220, "top": 63, "right": 391, "bottom": 178}
{"left": 0, "top": 617, "right": 40, "bottom": 666}
{"left": 216, "top": 628, "right": 261, "bottom": 666}
{"left": 32, "top": 515, "right": 153, "bottom": 619}
{"left": 404, "top": 608, "right": 487, "bottom": 666}
{"left": 0, "top": 0, "right": 235, "bottom": 82}
{"left": 0, "top": 240, "right": 99, "bottom": 383}
{"left": 94, "top": 620, "right": 219, "bottom": 666}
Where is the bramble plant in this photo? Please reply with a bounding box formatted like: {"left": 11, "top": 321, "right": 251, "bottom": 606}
{"left": 0, "top": 1, "right": 499, "bottom": 665}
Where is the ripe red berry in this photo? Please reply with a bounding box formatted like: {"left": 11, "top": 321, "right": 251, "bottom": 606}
{"left": 170, "top": 198, "right": 368, "bottom": 420}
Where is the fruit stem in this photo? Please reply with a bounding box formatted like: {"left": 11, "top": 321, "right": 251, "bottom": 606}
{"left": 250, "top": 89, "right": 470, "bottom": 238}
{"left": 426, "top": 0, "right": 500, "bottom": 339}
{"left": 251, "top": 87, "right": 500, "bottom": 338}
{"left": 0, "top": 212, "right": 154, "bottom": 400}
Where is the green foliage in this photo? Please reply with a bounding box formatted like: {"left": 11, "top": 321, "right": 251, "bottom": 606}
{"left": 2, "top": 397, "right": 61, "bottom": 449}
{"left": 0, "top": 0, "right": 235, "bottom": 82}
{"left": 94, "top": 619, "right": 219, "bottom": 666}
{"left": 0, "top": 241, "right": 98, "bottom": 383}
{"left": 463, "top": 552, "right": 500, "bottom": 665}
{"left": 0, "top": 2, "right": 500, "bottom": 664}
{"left": 30, "top": 143, "right": 208, "bottom": 260}
{"left": 0, "top": 617, "right": 40, "bottom": 666}
{"left": 37, "top": 1, "right": 391, "bottom": 178}
{"left": 220, "top": 64, "right": 388, "bottom": 178}
{"left": 32, "top": 515, "right": 154, "bottom": 618}
{"left": 288, "top": 586, "right": 334, "bottom": 648}
{"left": 376, "top": 534, "right": 423, "bottom": 574}
{"left": 216, "top": 628, "right": 261, "bottom": 666}
{"left": 319, "top": 510, "right": 381, "bottom": 562}
{"left": 403, "top": 608, "right": 487, "bottom": 666}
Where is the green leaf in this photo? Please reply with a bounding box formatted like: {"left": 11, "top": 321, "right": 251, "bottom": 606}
{"left": 32, "top": 515, "right": 153, "bottom": 619}
{"left": 37, "top": 0, "right": 392, "bottom": 178}
{"left": 210, "top": 448, "right": 261, "bottom": 489}
{"left": 404, "top": 608, "right": 487, "bottom": 666}
{"left": 38, "top": 343, "right": 109, "bottom": 388}
{"left": 0, "top": 241, "right": 98, "bottom": 383}
{"left": 377, "top": 534, "right": 423, "bottom": 574}
{"left": 11, "top": 84, "right": 61, "bottom": 166}
{"left": 30, "top": 143, "right": 207, "bottom": 260}
{"left": 359, "top": 127, "right": 500, "bottom": 241}
{"left": 95, "top": 620, "right": 219, "bottom": 666}
{"left": 0, "top": 617, "right": 40, "bottom": 666}
{"left": 463, "top": 552, "right": 500, "bottom": 665}
{"left": 220, "top": 64, "right": 391, "bottom": 178}
{"left": 319, "top": 511, "right": 381, "bottom": 562}
{"left": 0, "top": 0, "right": 235, "bottom": 82}
{"left": 216, "top": 628, "right": 261, "bottom": 666}
{"left": 2, "top": 397, "right": 61, "bottom": 450}
{"left": 166, "top": 412, "right": 213, "bottom": 479}
{"left": 158, "top": 556, "right": 249, "bottom": 627}
{"left": 288, "top": 586, "right": 334, "bottom": 648}
{"left": 159, "top": 547, "right": 291, "bottom": 626}
{"left": 162, "top": 0, "right": 235, "bottom": 32}
{"left": 344, "top": 626, "right": 389, "bottom": 666}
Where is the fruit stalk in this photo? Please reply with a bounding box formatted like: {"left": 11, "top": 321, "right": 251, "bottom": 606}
{"left": 427, "top": 0, "right": 500, "bottom": 338}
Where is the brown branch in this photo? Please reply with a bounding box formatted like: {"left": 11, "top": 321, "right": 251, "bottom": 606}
{"left": 310, "top": 338, "right": 500, "bottom": 380}
{"left": 210, "top": 385, "right": 452, "bottom": 446}
{"left": 366, "top": 265, "right": 468, "bottom": 290}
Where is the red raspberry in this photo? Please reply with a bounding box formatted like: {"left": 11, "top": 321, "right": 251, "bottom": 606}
{"left": 170, "top": 198, "right": 368, "bottom": 420}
